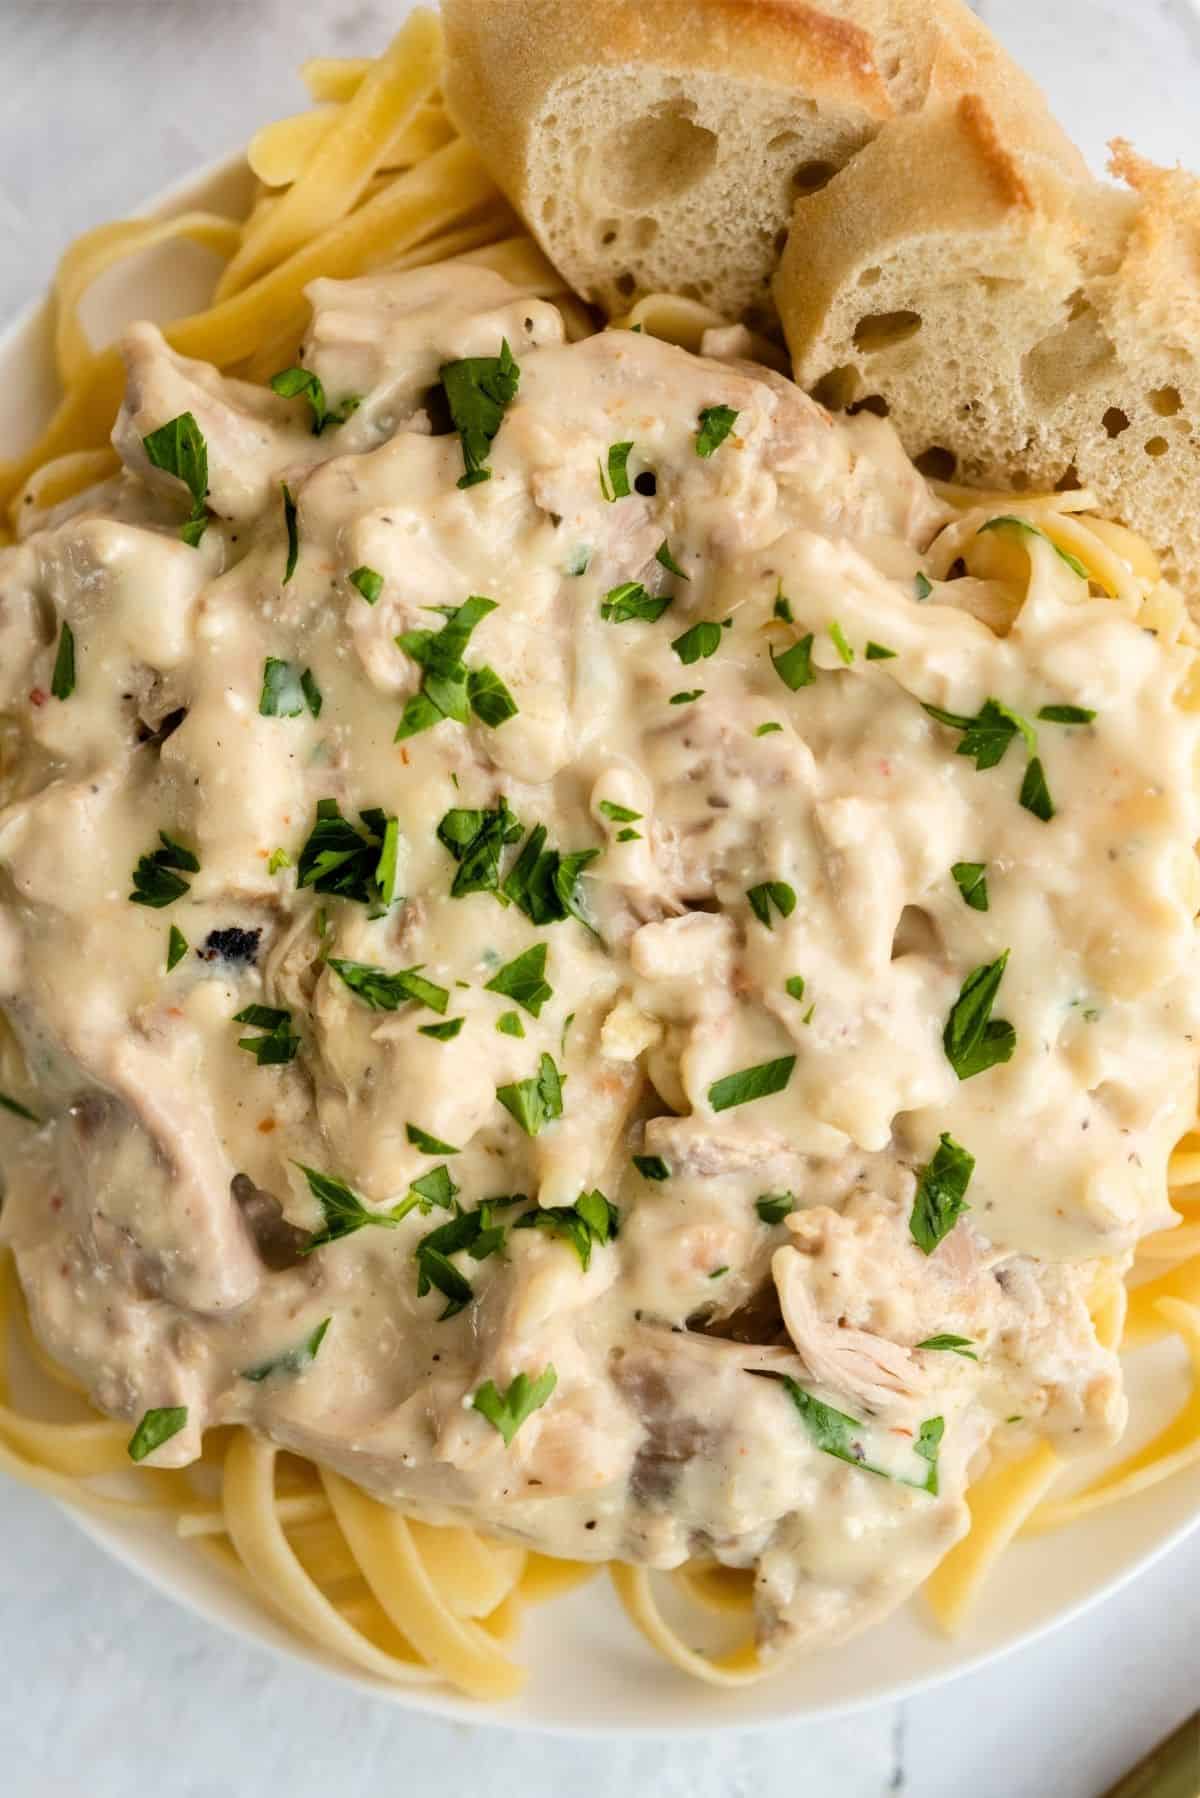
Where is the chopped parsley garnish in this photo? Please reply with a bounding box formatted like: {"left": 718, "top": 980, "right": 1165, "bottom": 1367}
{"left": 297, "top": 800, "right": 399, "bottom": 910}
{"left": 914, "top": 1416, "right": 946, "bottom": 1494}
{"left": 923, "top": 697, "right": 1035, "bottom": 771}
{"left": 633, "top": 1154, "right": 670, "bottom": 1182}
{"left": 565, "top": 545, "right": 591, "bottom": 577}
{"left": 709, "top": 1265, "right": 729, "bottom": 1279}
{"left": 598, "top": 800, "right": 642, "bottom": 824}
{"left": 0, "top": 1092, "right": 39, "bottom": 1123}
{"left": 600, "top": 581, "right": 672, "bottom": 624}
{"left": 708, "top": 1055, "right": 795, "bottom": 1113}
{"left": 403, "top": 1164, "right": 460, "bottom": 1216}
{"left": 496, "top": 1052, "right": 565, "bottom": 1136}
{"left": 50, "top": 622, "right": 76, "bottom": 700}
{"left": 328, "top": 958, "right": 448, "bottom": 1014}
{"left": 259, "top": 657, "right": 321, "bottom": 719}
{"left": 773, "top": 587, "right": 794, "bottom": 623}
{"left": 777, "top": 1377, "right": 943, "bottom": 1494}
{"left": 242, "top": 1317, "right": 331, "bottom": 1382}
{"left": 349, "top": 564, "right": 383, "bottom": 604}
{"left": 396, "top": 595, "right": 516, "bottom": 739}
{"left": 295, "top": 1162, "right": 409, "bottom": 1252}
{"left": 129, "top": 831, "right": 199, "bottom": 909}
{"left": 914, "top": 572, "right": 933, "bottom": 601}
{"left": 916, "top": 1333, "right": 978, "bottom": 1360}
{"left": 268, "top": 366, "right": 358, "bottom": 433}
{"left": 755, "top": 1192, "right": 795, "bottom": 1225}
{"left": 141, "top": 411, "right": 209, "bottom": 546}
{"left": 496, "top": 1010, "right": 525, "bottom": 1037}
{"left": 784, "top": 975, "right": 806, "bottom": 1002}
{"left": 485, "top": 942, "right": 553, "bottom": 1017}
{"left": 977, "top": 515, "right": 1089, "bottom": 581}
{"left": 166, "top": 925, "right": 189, "bottom": 971}
{"left": 440, "top": 340, "right": 520, "bottom": 488}
{"left": 695, "top": 405, "right": 738, "bottom": 457}
{"left": 746, "top": 881, "right": 796, "bottom": 928}
{"left": 472, "top": 1366, "right": 557, "bottom": 1446}
{"left": 501, "top": 828, "right": 599, "bottom": 931}
{"left": 909, "top": 1134, "right": 974, "bottom": 1255}
{"left": 671, "top": 620, "right": 723, "bottom": 664}
{"left": 234, "top": 1003, "right": 300, "bottom": 1066}
{"left": 771, "top": 634, "right": 815, "bottom": 691}
{"left": 1019, "top": 756, "right": 1054, "bottom": 821}
{"left": 944, "top": 951, "right": 1015, "bottom": 1080}
{"left": 281, "top": 483, "right": 299, "bottom": 584}
{"left": 599, "top": 441, "right": 633, "bottom": 501}
{"left": 656, "top": 540, "right": 690, "bottom": 580}
{"left": 419, "top": 1017, "right": 463, "bottom": 1041}
{"left": 828, "top": 621, "right": 854, "bottom": 665}
{"left": 1038, "top": 704, "right": 1095, "bottom": 725}
{"left": 415, "top": 1205, "right": 503, "bottom": 1319}
{"left": 755, "top": 721, "right": 783, "bottom": 736}
{"left": 127, "top": 1406, "right": 188, "bottom": 1463}
{"left": 267, "top": 848, "right": 292, "bottom": 875}
{"left": 514, "top": 1189, "right": 617, "bottom": 1270}
{"left": 865, "top": 641, "right": 896, "bottom": 661}
{"left": 950, "top": 861, "right": 989, "bottom": 912}
{"left": 406, "top": 1123, "right": 460, "bottom": 1156}
{"left": 669, "top": 689, "right": 703, "bottom": 704}
{"left": 616, "top": 826, "right": 641, "bottom": 842}
{"left": 437, "top": 800, "right": 523, "bottom": 899}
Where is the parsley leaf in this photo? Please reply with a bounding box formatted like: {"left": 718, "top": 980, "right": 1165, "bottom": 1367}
{"left": 910, "top": 1133, "right": 974, "bottom": 1254}
{"left": 242, "top": 1317, "right": 331, "bottom": 1382}
{"left": 633, "top": 1154, "right": 670, "bottom": 1182}
{"left": 406, "top": 1123, "right": 460, "bottom": 1156}
{"left": 129, "top": 831, "right": 199, "bottom": 909}
{"left": 771, "top": 634, "right": 815, "bottom": 691}
{"left": 696, "top": 405, "right": 738, "bottom": 457}
{"left": 599, "top": 441, "right": 633, "bottom": 501}
{"left": 565, "top": 545, "right": 591, "bottom": 577}
{"left": 281, "top": 483, "right": 299, "bottom": 584}
{"left": 747, "top": 881, "right": 796, "bottom": 928}
{"left": 349, "top": 565, "right": 383, "bottom": 604}
{"left": 166, "top": 925, "right": 189, "bottom": 971}
{"left": 784, "top": 975, "right": 806, "bottom": 1002}
{"left": 950, "top": 861, "right": 989, "bottom": 912}
{"left": 514, "top": 1188, "right": 618, "bottom": 1271}
{"left": 669, "top": 689, "right": 703, "bottom": 704}
{"left": 977, "top": 515, "right": 1090, "bottom": 581}
{"left": 865, "top": 641, "right": 897, "bottom": 661}
{"left": 914, "top": 1416, "right": 945, "bottom": 1494}
{"left": 437, "top": 800, "right": 523, "bottom": 899}
{"left": 496, "top": 1052, "right": 565, "bottom": 1136}
{"left": 297, "top": 800, "right": 399, "bottom": 910}
{"left": 600, "top": 581, "right": 672, "bottom": 624}
{"left": 127, "top": 1406, "right": 188, "bottom": 1463}
{"left": 440, "top": 340, "right": 520, "bottom": 488}
{"left": 777, "top": 1377, "right": 944, "bottom": 1496}
{"left": 755, "top": 1192, "right": 795, "bottom": 1225}
{"left": 755, "top": 721, "right": 783, "bottom": 736}
{"left": 0, "top": 1092, "right": 39, "bottom": 1123}
{"left": 485, "top": 943, "right": 553, "bottom": 1017}
{"left": 419, "top": 1017, "right": 464, "bottom": 1041}
{"left": 234, "top": 1004, "right": 300, "bottom": 1066}
{"left": 497, "top": 1010, "right": 525, "bottom": 1037}
{"left": 916, "top": 1333, "right": 978, "bottom": 1360}
{"left": 671, "top": 620, "right": 723, "bottom": 664}
{"left": 50, "top": 622, "right": 76, "bottom": 700}
{"left": 500, "top": 826, "right": 599, "bottom": 931}
{"left": 1019, "top": 756, "right": 1055, "bottom": 822}
{"left": 708, "top": 1055, "right": 795, "bottom": 1113}
{"left": 472, "top": 1365, "right": 557, "bottom": 1446}
{"left": 944, "top": 952, "right": 1015, "bottom": 1081}
{"left": 301, "top": 668, "right": 323, "bottom": 718}
{"left": 396, "top": 595, "right": 509, "bottom": 739}
{"left": 260, "top": 657, "right": 321, "bottom": 719}
{"left": 914, "top": 572, "right": 933, "bottom": 601}
{"left": 598, "top": 800, "right": 642, "bottom": 823}
{"left": 466, "top": 664, "right": 519, "bottom": 728}
{"left": 296, "top": 1163, "right": 409, "bottom": 1252}
{"left": 656, "top": 540, "right": 690, "bottom": 580}
{"left": 328, "top": 958, "right": 448, "bottom": 1015}
{"left": 1038, "top": 704, "right": 1095, "bottom": 725}
{"left": 828, "top": 621, "right": 854, "bottom": 665}
{"left": 269, "top": 366, "right": 358, "bottom": 434}
{"left": 141, "top": 412, "right": 209, "bottom": 546}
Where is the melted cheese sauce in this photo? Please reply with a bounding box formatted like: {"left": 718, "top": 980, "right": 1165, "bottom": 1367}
{"left": 2, "top": 264, "right": 1198, "bottom": 1658}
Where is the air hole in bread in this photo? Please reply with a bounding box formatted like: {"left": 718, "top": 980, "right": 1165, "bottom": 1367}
{"left": 858, "top": 266, "right": 882, "bottom": 289}
{"left": 1056, "top": 464, "right": 1081, "bottom": 491}
{"left": 1145, "top": 436, "right": 1170, "bottom": 458}
{"left": 597, "top": 218, "right": 620, "bottom": 248}
{"left": 1102, "top": 407, "right": 1131, "bottom": 439}
{"left": 766, "top": 130, "right": 801, "bottom": 152}
{"left": 594, "top": 102, "right": 717, "bottom": 208}
{"left": 792, "top": 160, "right": 837, "bottom": 197}
{"left": 847, "top": 394, "right": 889, "bottom": 418}
{"left": 773, "top": 228, "right": 789, "bottom": 257}
{"left": 633, "top": 216, "right": 658, "bottom": 251}
{"left": 615, "top": 272, "right": 636, "bottom": 298}
{"left": 810, "top": 365, "right": 861, "bottom": 412}
{"left": 852, "top": 310, "right": 922, "bottom": 353}
{"left": 1149, "top": 385, "right": 1182, "bottom": 417}
{"left": 914, "top": 446, "right": 957, "bottom": 480}
{"left": 541, "top": 196, "right": 557, "bottom": 224}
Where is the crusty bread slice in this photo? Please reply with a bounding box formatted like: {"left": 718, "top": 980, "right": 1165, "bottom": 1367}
{"left": 774, "top": 100, "right": 1200, "bottom": 595}
{"left": 441, "top": 0, "right": 1083, "bottom": 324}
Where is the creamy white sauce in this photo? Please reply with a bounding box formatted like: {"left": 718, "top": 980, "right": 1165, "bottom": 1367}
{"left": 2, "top": 263, "right": 1197, "bottom": 1658}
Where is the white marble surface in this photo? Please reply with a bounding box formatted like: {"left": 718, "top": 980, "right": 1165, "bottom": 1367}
{"left": 2, "top": 4, "right": 1199, "bottom": 1794}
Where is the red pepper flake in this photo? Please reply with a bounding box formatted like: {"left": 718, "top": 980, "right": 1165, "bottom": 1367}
{"left": 257, "top": 1117, "right": 277, "bottom": 1134}
{"left": 49, "top": 1194, "right": 64, "bottom": 1213}
{"left": 29, "top": 688, "right": 47, "bottom": 708}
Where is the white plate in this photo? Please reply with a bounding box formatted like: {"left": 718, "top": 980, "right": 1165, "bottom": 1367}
{"left": 2, "top": 156, "right": 1198, "bottom": 1734}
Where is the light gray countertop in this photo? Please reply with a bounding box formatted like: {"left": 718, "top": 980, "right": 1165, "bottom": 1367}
{"left": 2, "top": 4, "right": 1199, "bottom": 1794}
